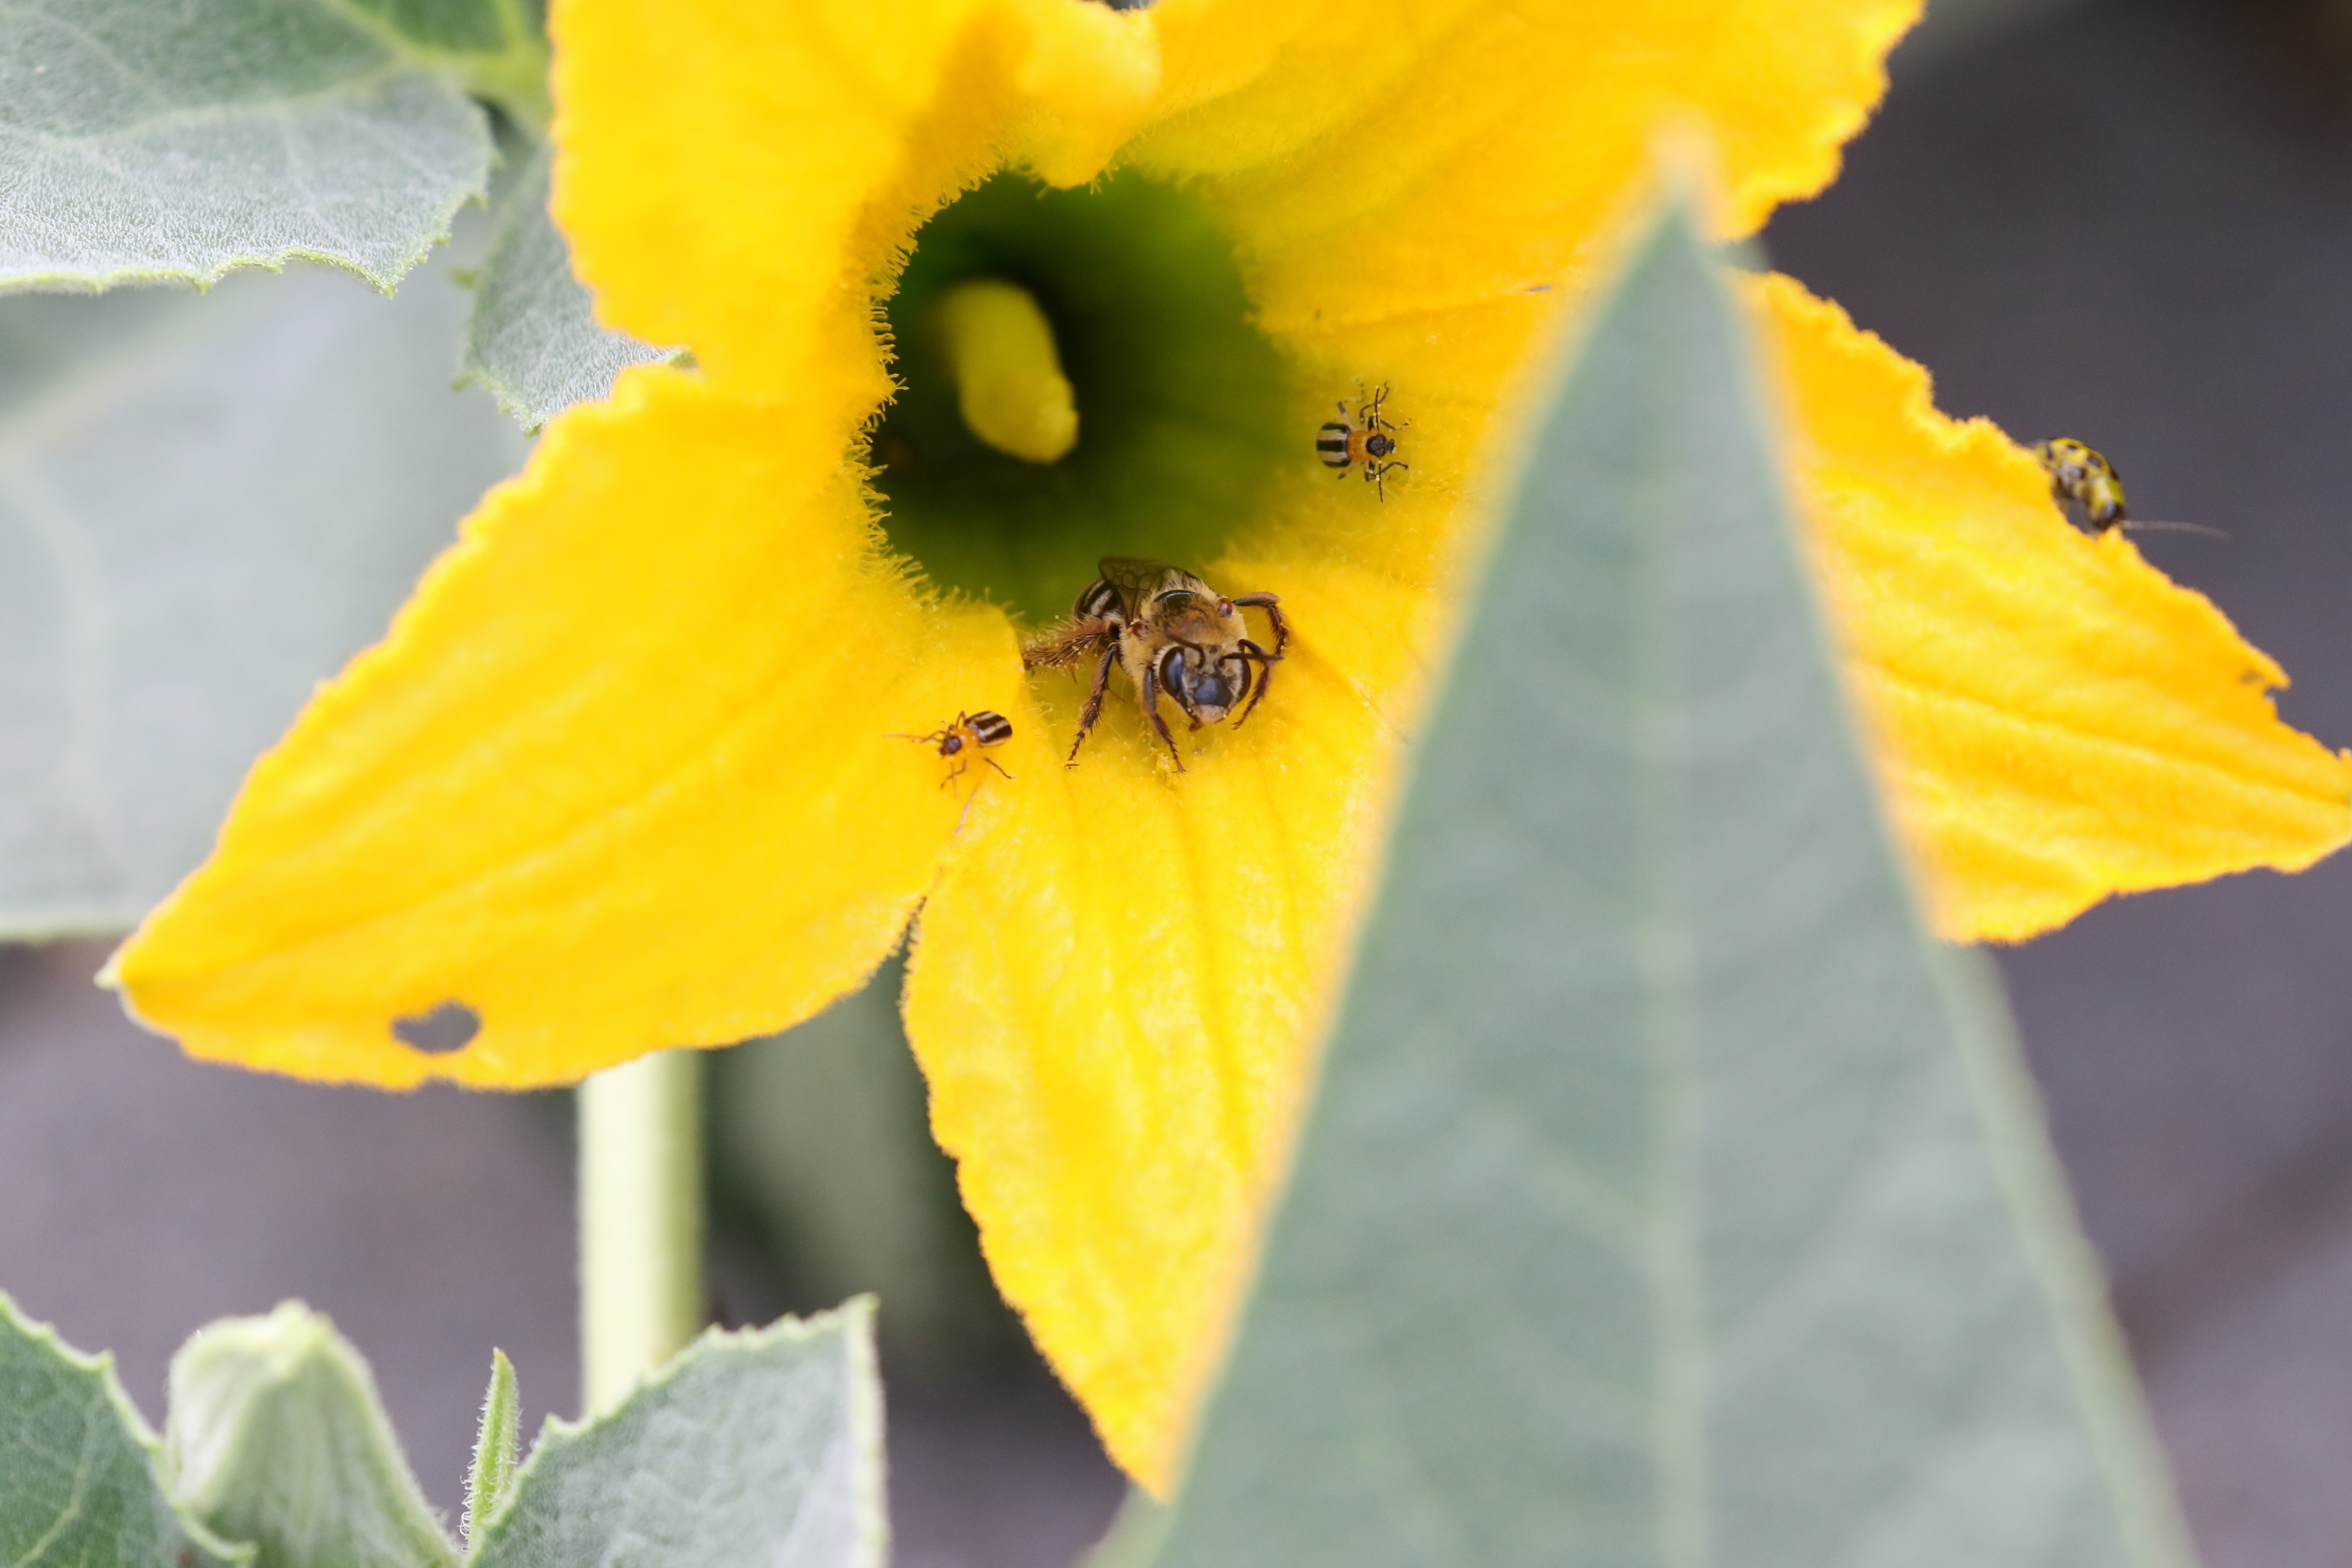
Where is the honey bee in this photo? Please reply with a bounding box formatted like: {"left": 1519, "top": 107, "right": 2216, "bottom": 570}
{"left": 2034, "top": 438, "right": 2226, "bottom": 538}
{"left": 1022, "top": 558, "right": 1287, "bottom": 772}
{"left": 892, "top": 710, "right": 1014, "bottom": 785}
{"left": 1318, "top": 383, "right": 1408, "bottom": 499}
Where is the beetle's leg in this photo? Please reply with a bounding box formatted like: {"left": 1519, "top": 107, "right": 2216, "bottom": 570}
{"left": 1139, "top": 659, "right": 1186, "bottom": 772}
{"left": 1231, "top": 592, "right": 1288, "bottom": 659}
{"left": 1067, "top": 641, "right": 1118, "bottom": 766}
{"left": 983, "top": 754, "right": 1014, "bottom": 781}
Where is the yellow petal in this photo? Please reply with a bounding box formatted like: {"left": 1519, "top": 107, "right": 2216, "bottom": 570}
{"left": 112, "top": 369, "right": 1020, "bottom": 1087}
{"left": 1756, "top": 273, "right": 2352, "bottom": 940}
{"left": 903, "top": 551, "right": 1431, "bottom": 1495}
{"left": 550, "top": 0, "right": 1158, "bottom": 398}
{"left": 1133, "top": 0, "right": 1923, "bottom": 334}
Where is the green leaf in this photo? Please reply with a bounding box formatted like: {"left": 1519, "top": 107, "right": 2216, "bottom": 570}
{"left": 0, "top": 1293, "right": 248, "bottom": 1568}
{"left": 1148, "top": 207, "right": 2195, "bottom": 1568}
{"left": 165, "top": 1302, "right": 457, "bottom": 1568}
{"left": 462, "top": 1351, "right": 520, "bottom": 1550}
{"left": 472, "top": 1303, "right": 887, "bottom": 1568}
{"left": 0, "top": 0, "right": 547, "bottom": 294}
{"left": 0, "top": 265, "right": 527, "bottom": 938}
{"left": 458, "top": 143, "right": 671, "bottom": 431}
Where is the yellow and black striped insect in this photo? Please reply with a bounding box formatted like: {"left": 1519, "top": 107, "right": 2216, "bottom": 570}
{"left": 892, "top": 710, "right": 1014, "bottom": 785}
{"left": 1023, "top": 558, "right": 1287, "bottom": 772}
{"left": 1318, "top": 383, "right": 1408, "bottom": 500}
{"left": 2034, "top": 438, "right": 2226, "bottom": 539}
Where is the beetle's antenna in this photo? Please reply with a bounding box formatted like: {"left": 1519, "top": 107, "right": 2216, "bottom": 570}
{"left": 2117, "top": 519, "right": 2231, "bottom": 540}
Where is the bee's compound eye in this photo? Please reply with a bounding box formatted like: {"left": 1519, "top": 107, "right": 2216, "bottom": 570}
{"left": 1158, "top": 647, "right": 1189, "bottom": 701}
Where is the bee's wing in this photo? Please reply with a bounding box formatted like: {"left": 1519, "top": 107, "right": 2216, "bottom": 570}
{"left": 1096, "top": 557, "right": 1184, "bottom": 619}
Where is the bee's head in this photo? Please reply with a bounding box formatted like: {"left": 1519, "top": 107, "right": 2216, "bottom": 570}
{"left": 1156, "top": 644, "right": 1251, "bottom": 726}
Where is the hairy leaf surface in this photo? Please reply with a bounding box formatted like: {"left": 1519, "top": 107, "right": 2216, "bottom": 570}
{"left": 0, "top": 1295, "right": 246, "bottom": 1568}
{"left": 0, "top": 0, "right": 537, "bottom": 292}
{"left": 1148, "top": 209, "right": 2195, "bottom": 1568}
{"left": 167, "top": 1303, "right": 457, "bottom": 1568}
{"left": 472, "top": 1303, "right": 886, "bottom": 1568}
{"left": 459, "top": 144, "right": 671, "bottom": 430}
{"left": 0, "top": 268, "right": 527, "bottom": 937}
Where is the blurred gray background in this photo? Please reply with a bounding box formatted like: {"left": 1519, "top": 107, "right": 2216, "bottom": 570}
{"left": 7, "top": 1, "right": 2352, "bottom": 1564}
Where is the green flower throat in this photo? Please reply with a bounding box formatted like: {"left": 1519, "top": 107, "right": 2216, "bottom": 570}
{"left": 870, "top": 171, "right": 1290, "bottom": 622}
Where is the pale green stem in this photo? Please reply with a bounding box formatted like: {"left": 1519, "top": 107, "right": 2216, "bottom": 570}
{"left": 578, "top": 1049, "right": 704, "bottom": 1414}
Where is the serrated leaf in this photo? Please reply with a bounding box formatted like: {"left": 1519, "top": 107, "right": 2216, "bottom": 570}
{"left": 458, "top": 142, "right": 671, "bottom": 431}
{"left": 0, "top": 1294, "right": 248, "bottom": 1568}
{"left": 0, "top": 265, "right": 527, "bottom": 938}
{"left": 166, "top": 1303, "right": 456, "bottom": 1568}
{"left": 472, "top": 1302, "right": 887, "bottom": 1568}
{"left": 1148, "top": 207, "right": 2195, "bottom": 1568}
{"left": 0, "top": 0, "right": 543, "bottom": 294}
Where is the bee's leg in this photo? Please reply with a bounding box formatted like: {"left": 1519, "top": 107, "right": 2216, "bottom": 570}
{"left": 1231, "top": 593, "right": 1287, "bottom": 658}
{"left": 1067, "top": 643, "right": 1118, "bottom": 766}
{"left": 1229, "top": 650, "right": 1272, "bottom": 727}
{"left": 1139, "top": 660, "right": 1186, "bottom": 772}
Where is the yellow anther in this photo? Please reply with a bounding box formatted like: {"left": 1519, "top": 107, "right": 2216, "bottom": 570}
{"left": 936, "top": 279, "right": 1079, "bottom": 463}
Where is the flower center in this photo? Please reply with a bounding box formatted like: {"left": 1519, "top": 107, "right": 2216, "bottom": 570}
{"left": 870, "top": 171, "right": 1290, "bottom": 622}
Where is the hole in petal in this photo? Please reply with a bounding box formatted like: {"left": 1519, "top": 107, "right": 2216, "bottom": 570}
{"left": 393, "top": 1000, "right": 481, "bottom": 1054}
{"left": 872, "top": 171, "right": 1292, "bottom": 621}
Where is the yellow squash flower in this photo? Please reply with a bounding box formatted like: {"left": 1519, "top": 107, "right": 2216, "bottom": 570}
{"left": 113, "top": 0, "right": 2349, "bottom": 1494}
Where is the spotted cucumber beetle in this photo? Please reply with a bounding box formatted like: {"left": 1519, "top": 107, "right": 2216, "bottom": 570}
{"left": 2034, "top": 438, "right": 2226, "bottom": 539}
